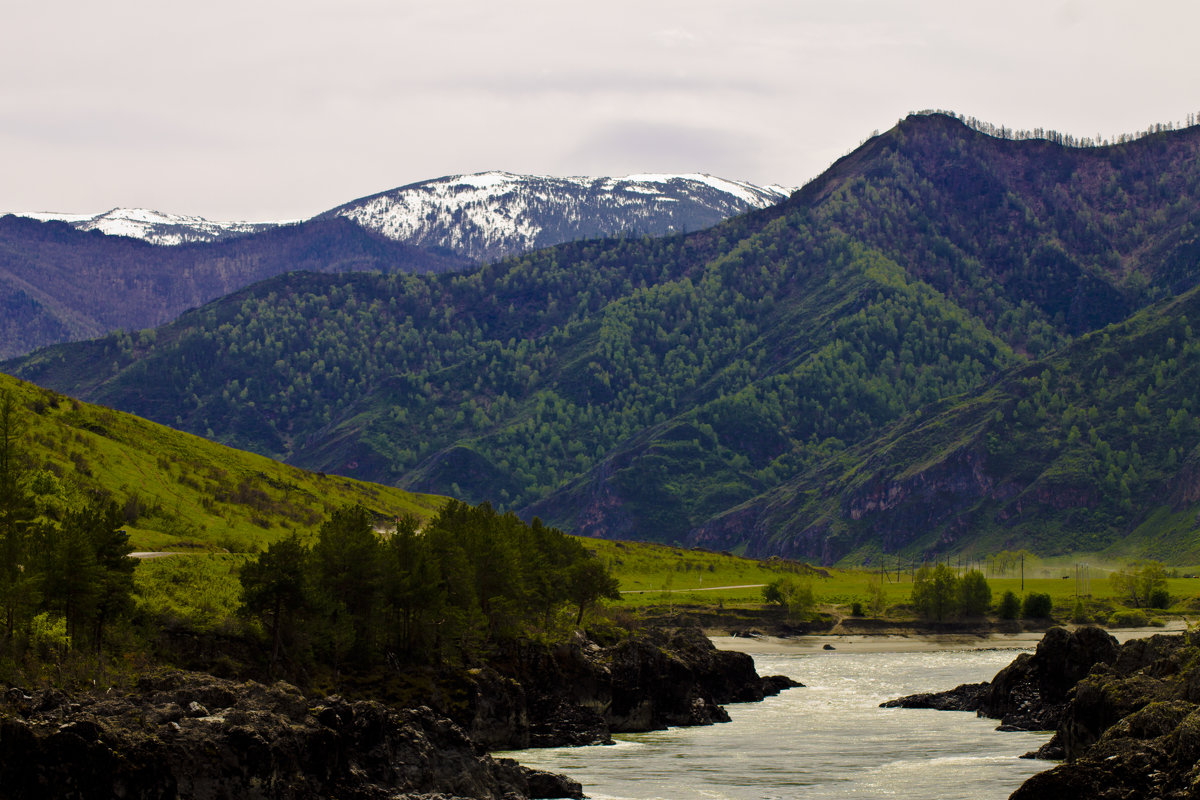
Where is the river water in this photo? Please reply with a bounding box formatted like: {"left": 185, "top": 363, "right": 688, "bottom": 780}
{"left": 503, "top": 644, "right": 1053, "bottom": 800}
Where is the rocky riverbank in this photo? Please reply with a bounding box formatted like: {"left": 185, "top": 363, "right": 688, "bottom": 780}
{"left": 0, "top": 626, "right": 798, "bottom": 799}
{"left": 1010, "top": 628, "right": 1200, "bottom": 799}
{"left": 0, "top": 669, "right": 582, "bottom": 800}
{"left": 881, "top": 625, "right": 1120, "bottom": 745}
{"left": 884, "top": 625, "right": 1200, "bottom": 799}
{"left": 460, "top": 626, "right": 801, "bottom": 749}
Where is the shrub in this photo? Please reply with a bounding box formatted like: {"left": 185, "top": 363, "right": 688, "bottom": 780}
{"left": 1022, "top": 592, "right": 1053, "bottom": 619}
{"left": 1071, "top": 599, "right": 1089, "bottom": 624}
{"left": 850, "top": 601, "right": 864, "bottom": 617}
{"left": 1148, "top": 588, "right": 1171, "bottom": 609}
{"left": 1108, "top": 609, "right": 1150, "bottom": 628}
{"left": 29, "top": 612, "right": 70, "bottom": 660}
{"left": 997, "top": 590, "right": 1020, "bottom": 619}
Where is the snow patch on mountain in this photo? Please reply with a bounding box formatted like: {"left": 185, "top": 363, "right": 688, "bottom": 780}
{"left": 324, "top": 172, "right": 793, "bottom": 262}
{"left": 10, "top": 208, "right": 291, "bottom": 246}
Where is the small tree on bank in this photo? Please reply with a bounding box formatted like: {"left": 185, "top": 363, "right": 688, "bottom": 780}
{"left": 957, "top": 570, "right": 992, "bottom": 617}
{"left": 911, "top": 563, "right": 958, "bottom": 621}
{"left": 763, "top": 576, "right": 816, "bottom": 620}
{"left": 567, "top": 556, "right": 621, "bottom": 626}
{"left": 997, "top": 590, "right": 1020, "bottom": 619}
{"left": 1110, "top": 561, "right": 1168, "bottom": 608}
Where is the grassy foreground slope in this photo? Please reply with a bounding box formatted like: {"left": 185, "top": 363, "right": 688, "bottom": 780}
{"left": 0, "top": 372, "right": 444, "bottom": 552}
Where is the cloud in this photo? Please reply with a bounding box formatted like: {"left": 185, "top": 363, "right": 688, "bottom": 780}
{"left": 397, "top": 69, "right": 775, "bottom": 98}
{"left": 565, "top": 120, "right": 770, "bottom": 180}
{"left": 655, "top": 28, "right": 703, "bottom": 48}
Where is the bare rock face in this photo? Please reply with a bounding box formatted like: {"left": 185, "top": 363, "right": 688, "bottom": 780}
{"left": 0, "top": 670, "right": 581, "bottom": 800}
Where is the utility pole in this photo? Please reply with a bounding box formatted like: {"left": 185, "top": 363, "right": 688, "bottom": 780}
{"left": 1021, "top": 554, "right": 1025, "bottom": 592}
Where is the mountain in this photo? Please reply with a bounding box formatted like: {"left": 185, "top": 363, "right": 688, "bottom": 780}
{"left": 10, "top": 208, "right": 287, "bottom": 245}
{"left": 8, "top": 113, "right": 1200, "bottom": 562}
{"left": 0, "top": 371, "right": 444, "bottom": 553}
{"left": 3, "top": 173, "right": 790, "bottom": 359}
{"left": 320, "top": 171, "right": 793, "bottom": 262}
{"left": 12, "top": 173, "right": 790, "bottom": 257}
{"left": 0, "top": 215, "right": 470, "bottom": 360}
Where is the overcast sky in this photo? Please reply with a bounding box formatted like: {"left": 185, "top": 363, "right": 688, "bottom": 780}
{"left": 3, "top": 1, "right": 1198, "bottom": 220}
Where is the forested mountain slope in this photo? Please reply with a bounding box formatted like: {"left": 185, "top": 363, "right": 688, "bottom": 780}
{"left": 692, "top": 285, "right": 1200, "bottom": 563}
{"left": 7, "top": 113, "right": 1200, "bottom": 559}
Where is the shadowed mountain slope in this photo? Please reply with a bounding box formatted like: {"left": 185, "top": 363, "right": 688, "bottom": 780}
{"left": 0, "top": 215, "right": 470, "bottom": 359}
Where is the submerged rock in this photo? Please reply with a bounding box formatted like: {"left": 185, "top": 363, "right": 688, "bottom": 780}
{"left": 880, "top": 681, "right": 989, "bottom": 712}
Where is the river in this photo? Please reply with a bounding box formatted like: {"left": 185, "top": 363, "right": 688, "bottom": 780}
{"left": 503, "top": 640, "right": 1054, "bottom": 799}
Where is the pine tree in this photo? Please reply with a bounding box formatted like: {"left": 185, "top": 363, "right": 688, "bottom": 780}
{"left": 0, "top": 391, "right": 37, "bottom": 641}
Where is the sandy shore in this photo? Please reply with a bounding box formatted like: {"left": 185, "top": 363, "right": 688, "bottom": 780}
{"left": 710, "top": 622, "right": 1188, "bottom": 655}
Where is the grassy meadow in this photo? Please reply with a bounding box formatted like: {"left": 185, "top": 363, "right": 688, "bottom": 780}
{"left": 582, "top": 537, "right": 1200, "bottom": 623}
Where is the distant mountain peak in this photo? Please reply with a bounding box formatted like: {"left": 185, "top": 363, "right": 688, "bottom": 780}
{"left": 321, "top": 171, "right": 794, "bottom": 262}
{"left": 9, "top": 171, "right": 791, "bottom": 260}
{"left": 9, "top": 207, "right": 291, "bottom": 246}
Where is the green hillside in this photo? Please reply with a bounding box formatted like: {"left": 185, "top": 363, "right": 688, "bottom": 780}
{"left": 0, "top": 372, "right": 444, "bottom": 553}
{"left": 7, "top": 112, "right": 1200, "bottom": 559}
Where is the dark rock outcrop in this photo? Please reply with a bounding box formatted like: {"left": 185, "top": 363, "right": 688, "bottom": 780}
{"left": 0, "top": 670, "right": 581, "bottom": 800}
{"left": 980, "top": 625, "right": 1120, "bottom": 731}
{"left": 465, "top": 626, "right": 801, "bottom": 749}
{"left": 1009, "top": 629, "right": 1200, "bottom": 800}
{"left": 881, "top": 626, "right": 1119, "bottom": 736}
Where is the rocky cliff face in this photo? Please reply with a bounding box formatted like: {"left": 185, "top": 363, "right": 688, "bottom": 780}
{"left": 0, "top": 670, "right": 581, "bottom": 800}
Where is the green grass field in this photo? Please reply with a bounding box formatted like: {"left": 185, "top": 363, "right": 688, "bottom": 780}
{"left": 584, "top": 537, "right": 1200, "bottom": 619}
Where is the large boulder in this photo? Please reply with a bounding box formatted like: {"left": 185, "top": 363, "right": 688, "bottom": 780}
{"left": 979, "top": 625, "right": 1119, "bottom": 730}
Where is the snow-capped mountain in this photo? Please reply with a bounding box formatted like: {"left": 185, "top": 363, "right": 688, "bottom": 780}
{"left": 11, "top": 208, "right": 289, "bottom": 246}
{"left": 11, "top": 172, "right": 792, "bottom": 259}
{"left": 320, "top": 172, "right": 793, "bottom": 262}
